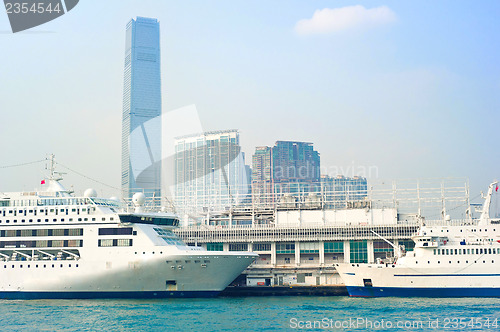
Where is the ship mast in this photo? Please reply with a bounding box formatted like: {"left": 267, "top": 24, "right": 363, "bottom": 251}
{"left": 478, "top": 181, "right": 498, "bottom": 226}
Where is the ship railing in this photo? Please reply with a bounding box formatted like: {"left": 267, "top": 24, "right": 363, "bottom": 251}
{"left": 423, "top": 219, "right": 479, "bottom": 226}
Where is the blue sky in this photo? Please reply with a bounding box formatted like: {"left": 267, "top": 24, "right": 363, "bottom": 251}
{"left": 0, "top": 1, "right": 499, "bottom": 201}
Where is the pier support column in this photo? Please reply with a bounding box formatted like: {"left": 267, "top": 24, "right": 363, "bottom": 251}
{"left": 271, "top": 242, "right": 277, "bottom": 267}
{"left": 343, "top": 241, "right": 350, "bottom": 263}
{"left": 223, "top": 243, "right": 230, "bottom": 252}
{"left": 367, "top": 240, "right": 375, "bottom": 263}
{"left": 248, "top": 243, "right": 253, "bottom": 252}
{"left": 319, "top": 241, "right": 325, "bottom": 266}
{"left": 295, "top": 241, "right": 300, "bottom": 266}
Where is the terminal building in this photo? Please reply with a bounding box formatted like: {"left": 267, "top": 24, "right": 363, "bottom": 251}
{"left": 174, "top": 179, "right": 470, "bottom": 287}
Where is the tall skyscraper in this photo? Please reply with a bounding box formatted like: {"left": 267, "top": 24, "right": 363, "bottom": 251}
{"left": 121, "top": 17, "right": 162, "bottom": 199}
{"left": 174, "top": 130, "right": 250, "bottom": 218}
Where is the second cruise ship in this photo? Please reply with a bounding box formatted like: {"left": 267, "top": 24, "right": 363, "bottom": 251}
{"left": 335, "top": 182, "right": 500, "bottom": 297}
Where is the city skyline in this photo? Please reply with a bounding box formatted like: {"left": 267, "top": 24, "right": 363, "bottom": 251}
{"left": 0, "top": 1, "right": 499, "bottom": 205}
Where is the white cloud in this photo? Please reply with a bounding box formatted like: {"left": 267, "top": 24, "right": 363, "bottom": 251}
{"left": 295, "top": 5, "right": 396, "bottom": 35}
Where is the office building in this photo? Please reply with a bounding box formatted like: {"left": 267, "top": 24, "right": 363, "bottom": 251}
{"left": 174, "top": 130, "right": 250, "bottom": 220}
{"left": 121, "top": 17, "right": 162, "bottom": 199}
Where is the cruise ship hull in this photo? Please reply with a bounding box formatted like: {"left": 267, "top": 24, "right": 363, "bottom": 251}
{"left": 0, "top": 250, "right": 256, "bottom": 299}
{"left": 336, "top": 264, "right": 500, "bottom": 298}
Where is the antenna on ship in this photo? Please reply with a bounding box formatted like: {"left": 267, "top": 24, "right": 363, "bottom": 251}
{"left": 43, "top": 154, "right": 72, "bottom": 196}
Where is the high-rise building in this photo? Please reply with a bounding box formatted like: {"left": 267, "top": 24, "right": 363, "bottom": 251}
{"left": 121, "top": 17, "right": 162, "bottom": 199}
{"left": 251, "top": 141, "right": 321, "bottom": 201}
{"left": 320, "top": 175, "right": 368, "bottom": 208}
{"left": 174, "top": 130, "right": 250, "bottom": 219}
{"left": 251, "top": 146, "right": 273, "bottom": 203}
{"left": 251, "top": 141, "right": 367, "bottom": 205}
{"left": 272, "top": 141, "right": 320, "bottom": 193}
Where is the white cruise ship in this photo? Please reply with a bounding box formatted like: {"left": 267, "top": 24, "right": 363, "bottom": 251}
{"left": 336, "top": 181, "right": 500, "bottom": 297}
{"left": 0, "top": 161, "right": 257, "bottom": 299}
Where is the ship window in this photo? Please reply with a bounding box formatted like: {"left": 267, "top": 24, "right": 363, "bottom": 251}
{"left": 99, "top": 228, "right": 133, "bottom": 236}
{"left": 449, "top": 261, "right": 451, "bottom": 264}
{"left": 446, "top": 249, "right": 449, "bottom": 255}
{"left": 76, "top": 264, "right": 78, "bottom": 267}
{"left": 98, "top": 239, "right": 113, "bottom": 247}
{"left": 52, "top": 264, "right": 54, "bottom": 268}
{"left": 102, "top": 218, "right": 106, "bottom": 221}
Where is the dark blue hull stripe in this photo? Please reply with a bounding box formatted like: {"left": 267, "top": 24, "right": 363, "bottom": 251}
{"left": 347, "top": 286, "right": 500, "bottom": 298}
{"left": 0, "top": 291, "right": 221, "bottom": 300}
{"left": 394, "top": 274, "right": 500, "bottom": 277}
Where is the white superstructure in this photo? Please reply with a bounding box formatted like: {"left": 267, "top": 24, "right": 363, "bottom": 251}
{"left": 336, "top": 182, "right": 500, "bottom": 297}
{"left": 0, "top": 159, "right": 257, "bottom": 299}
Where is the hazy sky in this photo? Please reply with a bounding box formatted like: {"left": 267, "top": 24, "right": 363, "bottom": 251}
{"left": 0, "top": 1, "right": 499, "bottom": 201}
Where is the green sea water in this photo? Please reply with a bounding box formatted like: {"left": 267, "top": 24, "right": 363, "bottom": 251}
{"left": 0, "top": 296, "right": 498, "bottom": 331}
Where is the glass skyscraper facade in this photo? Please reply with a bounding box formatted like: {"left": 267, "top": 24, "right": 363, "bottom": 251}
{"left": 121, "top": 17, "right": 162, "bottom": 199}
{"left": 174, "top": 130, "right": 250, "bottom": 218}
